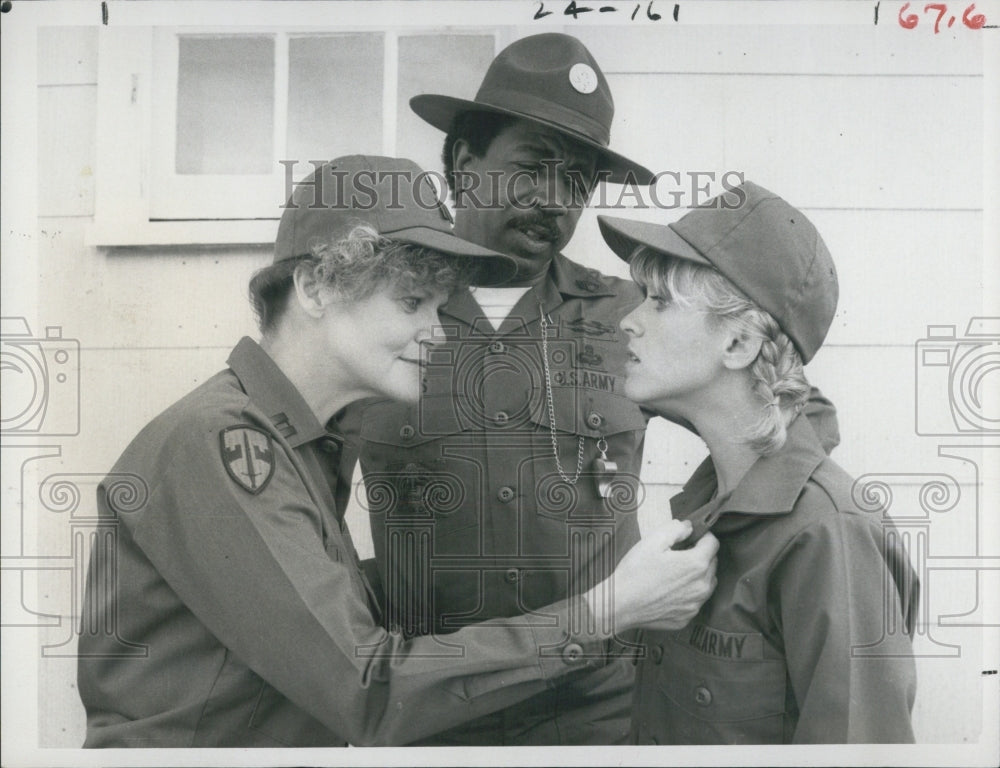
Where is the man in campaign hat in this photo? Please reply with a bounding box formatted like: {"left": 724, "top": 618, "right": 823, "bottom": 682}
{"left": 352, "top": 34, "right": 712, "bottom": 746}
{"left": 352, "top": 33, "right": 843, "bottom": 745}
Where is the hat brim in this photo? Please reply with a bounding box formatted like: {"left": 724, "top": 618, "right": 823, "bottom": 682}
{"left": 411, "top": 94, "right": 654, "bottom": 186}
{"left": 389, "top": 225, "right": 517, "bottom": 286}
{"left": 597, "top": 215, "right": 712, "bottom": 267}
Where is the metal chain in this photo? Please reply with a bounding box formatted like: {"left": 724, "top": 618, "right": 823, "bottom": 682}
{"left": 540, "top": 306, "right": 585, "bottom": 484}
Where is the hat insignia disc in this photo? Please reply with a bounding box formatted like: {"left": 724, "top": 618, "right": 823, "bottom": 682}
{"left": 569, "top": 63, "right": 598, "bottom": 94}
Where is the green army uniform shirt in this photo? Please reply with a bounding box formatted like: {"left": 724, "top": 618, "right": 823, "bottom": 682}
{"left": 77, "top": 337, "right": 607, "bottom": 748}
{"left": 630, "top": 414, "right": 918, "bottom": 744}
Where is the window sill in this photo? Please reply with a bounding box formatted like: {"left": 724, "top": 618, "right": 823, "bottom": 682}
{"left": 86, "top": 219, "right": 279, "bottom": 248}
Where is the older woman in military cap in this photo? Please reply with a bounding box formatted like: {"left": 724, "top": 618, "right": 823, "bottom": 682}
{"left": 76, "top": 155, "right": 718, "bottom": 748}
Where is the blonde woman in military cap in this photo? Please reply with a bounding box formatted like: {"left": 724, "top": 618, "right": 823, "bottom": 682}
{"left": 599, "top": 182, "right": 918, "bottom": 744}
{"left": 75, "top": 156, "right": 719, "bottom": 748}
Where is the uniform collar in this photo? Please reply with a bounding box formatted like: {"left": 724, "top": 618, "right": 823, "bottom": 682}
{"left": 227, "top": 337, "right": 327, "bottom": 448}
{"left": 549, "top": 252, "right": 617, "bottom": 299}
{"left": 671, "top": 414, "right": 828, "bottom": 528}
{"left": 440, "top": 252, "right": 617, "bottom": 329}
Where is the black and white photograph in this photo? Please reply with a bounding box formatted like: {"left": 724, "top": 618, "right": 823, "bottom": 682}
{"left": 1, "top": 1, "right": 998, "bottom": 765}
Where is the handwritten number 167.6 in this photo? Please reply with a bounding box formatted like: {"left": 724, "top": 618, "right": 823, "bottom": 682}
{"left": 898, "top": 2, "right": 987, "bottom": 31}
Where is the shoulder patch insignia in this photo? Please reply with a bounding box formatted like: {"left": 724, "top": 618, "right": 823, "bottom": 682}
{"left": 220, "top": 425, "right": 275, "bottom": 495}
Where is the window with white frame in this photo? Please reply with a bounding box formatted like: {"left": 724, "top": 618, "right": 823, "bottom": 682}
{"left": 89, "top": 27, "right": 503, "bottom": 245}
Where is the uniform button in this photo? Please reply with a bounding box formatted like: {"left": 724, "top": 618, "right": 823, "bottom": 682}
{"left": 399, "top": 425, "right": 415, "bottom": 441}
{"left": 585, "top": 411, "right": 603, "bottom": 429}
{"left": 504, "top": 568, "right": 519, "bottom": 583}
{"left": 319, "top": 437, "right": 341, "bottom": 453}
{"left": 651, "top": 644, "right": 664, "bottom": 664}
{"left": 494, "top": 411, "right": 509, "bottom": 425}
{"left": 694, "top": 686, "right": 713, "bottom": 706}
{"left": 489, "top": 341, "right": 506, "bottom": 354}
{"left": 561, "top": 643, "right": 584, "bottom": 664}
{"left": 497, "top": 486, "right": 515, "bottom": 503}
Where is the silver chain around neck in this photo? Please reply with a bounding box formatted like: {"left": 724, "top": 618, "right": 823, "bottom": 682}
{"left": 539, "top": 307, "right": 585, "bottom": 484}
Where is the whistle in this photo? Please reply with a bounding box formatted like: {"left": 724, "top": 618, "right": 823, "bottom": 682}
{"left": 593, "top": 437, "right": 617, "bottom": 498}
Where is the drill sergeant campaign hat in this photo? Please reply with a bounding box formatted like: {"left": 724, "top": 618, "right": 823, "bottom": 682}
{"left": 275, "top": 155, "right": 517, "bottom": 285}
{"left": 598, "top": 182, "right": 838, "bottom": 363}
{"left": 410, "top": 33, "right": 654, "bottom": 185}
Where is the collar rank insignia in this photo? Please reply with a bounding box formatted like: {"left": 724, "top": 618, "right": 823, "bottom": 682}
{"left": 220, "top": 425, "right": 275, "bottom": 495}
{"left": 567, "top": 318, "right": 617, "bottom": 338}
{"left": 577, "top": 344, "right": 604, "bottom": 368}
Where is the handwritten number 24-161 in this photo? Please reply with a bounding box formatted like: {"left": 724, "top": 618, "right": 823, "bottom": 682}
{"left": 535, "top": 1, "right": 664, "bottom": 21}
{"left": 898, "top": 3, "right": 987, "bottom": 31}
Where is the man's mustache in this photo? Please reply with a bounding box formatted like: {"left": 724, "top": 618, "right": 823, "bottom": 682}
{"left": 508, "top": 212, "right": 561, "bottom": 241}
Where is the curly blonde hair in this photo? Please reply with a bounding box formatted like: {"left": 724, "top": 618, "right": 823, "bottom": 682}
{"left": 630, "top": 247, "right": 811, "bottom": 456}
{"left": 250, "top": 225, "right": 472, "bottom": 333}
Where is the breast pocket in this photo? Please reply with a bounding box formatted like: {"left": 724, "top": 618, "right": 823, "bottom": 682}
{"left": 528, "top": 334, "right": 638, "bottom": 431}
{"left": 529, "top": 384, "right": 645, "bottom": 438}
{"left": 524, "top": 385, "right": 647, "bottom": 523}
{"left": 636, "top": 633, "right": 787, "bottom": 745}
{"left": 358, "top": 397, "right": 479, "bottom": 541}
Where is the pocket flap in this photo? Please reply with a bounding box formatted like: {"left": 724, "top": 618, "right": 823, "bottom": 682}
{"left": 360, "top": 397, "right": 461, "bottom": 446}
{"left": 654, "top": 634, "right": 786, "bottom": 722}
{"left": 529, "top": 388, "right": 647, "bottom": 438}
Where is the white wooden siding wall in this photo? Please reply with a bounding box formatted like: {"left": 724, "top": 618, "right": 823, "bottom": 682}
{"left": 30, "top": 23, "right": 986, "bottom": 747}
{"left": 34, "top": 26, "right": 273, "bottom": 747}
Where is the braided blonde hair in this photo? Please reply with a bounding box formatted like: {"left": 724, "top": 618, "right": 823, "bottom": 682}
{"left": 630, "top": 248, "right": 810, "bottom": 456}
